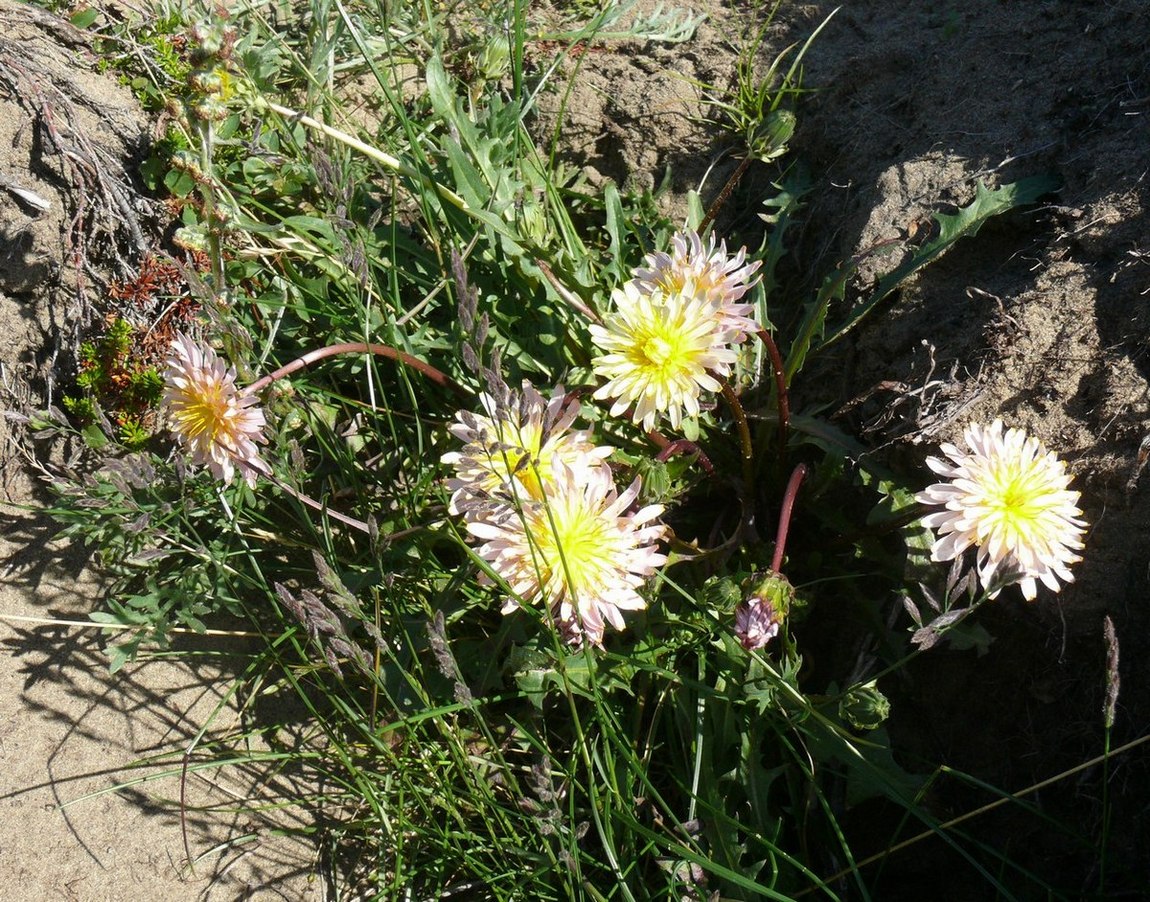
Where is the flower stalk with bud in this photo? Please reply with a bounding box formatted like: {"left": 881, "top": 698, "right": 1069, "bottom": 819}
{"left": 734, "top": 464, "right": 807, "bottom": 651}
{"left": 182, "top": 11, "right": 238, "bottom": 300}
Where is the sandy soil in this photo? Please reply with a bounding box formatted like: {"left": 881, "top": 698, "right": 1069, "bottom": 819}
{"left": 0, "top": 3, "right": 315, "bottom": 898}
{"left": 3, "top": 0, "right": 1148, "bottom": 897}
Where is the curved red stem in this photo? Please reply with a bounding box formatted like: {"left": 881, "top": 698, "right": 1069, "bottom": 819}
{"left": 246, "top": 341, "right": 470, "bottom": 400}
{"left": 772, "top": 463, "right": 808, "bottom": 572}
{"left": 754, "top": 328, "right": 790, "bottom": 456}
{"left": 655, "top": 438, "right": 715, "bottom": 475}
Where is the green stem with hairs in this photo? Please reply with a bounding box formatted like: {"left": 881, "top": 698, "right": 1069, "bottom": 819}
{"left": 198, "top": 118, "right": 225, "bottom": 299}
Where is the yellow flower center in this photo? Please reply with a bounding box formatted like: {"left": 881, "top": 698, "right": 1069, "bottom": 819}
{"left": 509, "top": 451, "right": 546, "bottom": 500}
{"left": 984, "top": 461, "right": 1045, "bottom": 537}
{"left": 658, "top": 270, "right": 718, "bottom": 303}
{"left": 490, "top": 424, "right": 548, "bottom": 501}
{"left": 633, "top": 317, "right": 693, "bottom": 380}
{"left": 174, "top": 386, "right": 227, "bottom": 439}
{"left": 642, "top": 334, "right": 677, "bottom": 368}
{"left": 533, "top": 502, "right": 609, "bottom": 599}
{"left": 657, "top": 272, "right": 688, "bottom": 295}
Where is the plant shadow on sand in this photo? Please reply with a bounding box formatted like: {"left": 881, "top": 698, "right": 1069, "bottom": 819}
{"left": 759, "top": 1, "right": 1150, "bottom": 896}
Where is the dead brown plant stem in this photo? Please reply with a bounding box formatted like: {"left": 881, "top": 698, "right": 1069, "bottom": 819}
{"left": 754, "top": 328, "right": 790, "bottom": 458}
{"left": 180, "top": 751, "right": 195, "bottom": 877}
{"left": 700, "top": 153, "right": 753, "bottom": 234}
{"left": 265, "top": 473, "right": 372, "bottom": 534}
{"left": 537, "top": 259, "right": 600, "bottom": 324}
{"left": 246, "top": 341, "right": 470, "bottom": 399}
{"left": 772, "top": 463, "right": 807, "bottom": 572}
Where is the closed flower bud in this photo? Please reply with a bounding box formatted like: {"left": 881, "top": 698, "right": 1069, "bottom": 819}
{"left": 173, "top": 226, "right": 210, "bottom": 253}
{"left": 190, "top": 70, "right": 225, "bottom": 96}
{"left": 193, "top": 98, "right": 229, "bottom": 122}
{"left": 745, "top": 569, "right": 795, "bottom": 616}
{"left": 838, "top": 680, "right": 891, "bottom": 732}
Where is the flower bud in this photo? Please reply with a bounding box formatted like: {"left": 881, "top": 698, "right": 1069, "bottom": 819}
{"left": 838, "top": 680, "right": 891, "bottom": 731}
{"left": 734, "top": 570, "right": 794, "bottom": 651}
{"left": 190, "top": 70, "right": 225, "bottom": 96}
{"left": 193, "top": 98, "right": 229, "bottom": 122}
{"left": 169, "top": 151, "right": 203, "bottom": 180}
{"left": 734, "top": 598, "right": 779, "bottom": 650}
{"left": 746, "top": 569, "right": 795, "bottom": 616}
{"left": 173, "top": 225, "right": 210, "bottom": 253}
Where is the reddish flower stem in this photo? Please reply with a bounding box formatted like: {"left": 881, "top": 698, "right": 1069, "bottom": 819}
{"left": 772, "top": 463, "right": 808, "bottom": 573}
{"left": 754, "top": 328, "right": 790, "bottom": 457}
{"left": 240, "top": 341, "right": 470, "bottom": 532}
{"left": 720, "top": 381, "right": 755, "bottom": 490}
{"left": 246, "top": 341, "right": 470, "bottom": 400}
{"left": 655, "top": 438, "right": 715, "bottom": 475}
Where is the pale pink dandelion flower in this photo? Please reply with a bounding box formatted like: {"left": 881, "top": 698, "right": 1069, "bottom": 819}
{"left": 916, "top": 420, "right": 1087, "bottom": 600}
{"left": 163, "top": 332, "right": 268, "bottom": 486}
{"left": 465, "top": 460, "right": 667, "bottom": 647}
{"left": 591, "top": 282, "right": 738, "bottom": 432}
{"left": 441, "top": 382, "right": 612, "bottom": 515}
{"left": 734, "top": 598, "right": 780, "bottom": 651}
{"left": 633, "top": 230, "right": 762, "bottom": 341}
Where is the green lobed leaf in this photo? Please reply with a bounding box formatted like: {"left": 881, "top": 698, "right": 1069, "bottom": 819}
{"left": 828, "top": 174, "right": 1061, "bottom": 349}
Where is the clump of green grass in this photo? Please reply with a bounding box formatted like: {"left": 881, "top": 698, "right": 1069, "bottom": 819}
{"left": 22, "top": 1, "right": 1106, "bottom": 899}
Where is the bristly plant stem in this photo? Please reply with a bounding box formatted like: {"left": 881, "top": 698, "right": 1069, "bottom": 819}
{"left": 720, "top": 381, "right": 754, "bottom": 490}
{"left": 699, "top": 153, "right": 753, "bottom": 234}
{"left": 1100, "top": 615, "right": 1120, "bottom": 894}
{"left": 772, "top": 463, "right": 808, "bottom": 572}
{"left": 198, "top": 117, "right": 225, "bottom": 299}
{"left": 754, "top": 328, "right": 790, "bottom": 462}
{"left": 246, "top": 341, "right": 470, "bottom": 400}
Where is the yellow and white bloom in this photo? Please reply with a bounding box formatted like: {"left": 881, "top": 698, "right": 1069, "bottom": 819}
{"left": 591, "top": 282, "right": 737, "bottom": 432}
{"left": 633, "top": 230, "right": 762, "bottom": 341}
{"left": 164, "top": 332, "right": 267, "bottom": 486}
{"left": 466, "top": 460, "right": 667, "bottom": 647}
{"left": 442, "top": 382, "right": 612, "bottom": 515}
{"left": 916, "top": 420, "right": 1087, "bottom": 600}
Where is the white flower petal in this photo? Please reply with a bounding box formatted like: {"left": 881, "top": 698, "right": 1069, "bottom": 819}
{"left": 163, "top": 332, "right": 268, "bottom": 486}
{"left": 917, "top": 421, "right": 1086, "bottom": 600}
